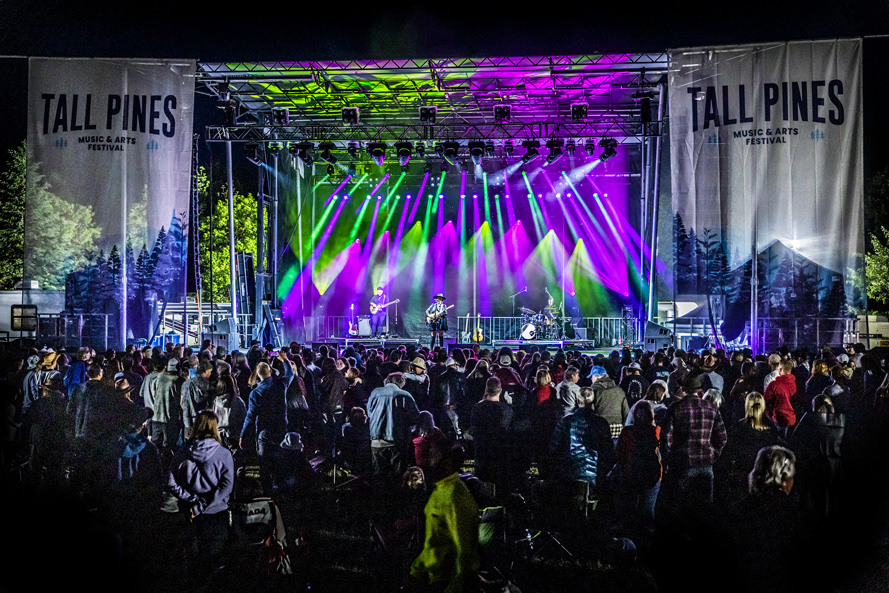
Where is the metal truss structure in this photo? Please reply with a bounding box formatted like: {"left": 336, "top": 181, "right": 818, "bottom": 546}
{"left": 197, "top": 54, "right": 668, "bottom": 147}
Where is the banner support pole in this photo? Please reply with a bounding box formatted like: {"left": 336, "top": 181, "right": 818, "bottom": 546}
{"left": 226, "top": 141, "right": 238, "bottom": 341}
{"left": 647, "top": 83, "right": 666, "bottom": 323}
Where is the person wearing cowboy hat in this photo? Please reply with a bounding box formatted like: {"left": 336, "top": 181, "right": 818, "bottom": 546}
{"left": 425, "top": 293, "right": 449, "bottom": 350}
{"left": 404, "top": 356, "right": 430, "bottom": 409}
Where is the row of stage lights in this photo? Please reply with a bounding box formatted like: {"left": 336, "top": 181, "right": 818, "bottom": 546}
{"left": 323, "top": 192, "right": 609, "bottom": 201}
{"left": 246, "top": 138, "right": 619, "bottom": 172}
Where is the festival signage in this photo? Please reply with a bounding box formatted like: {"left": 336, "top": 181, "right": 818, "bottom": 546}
{"left": 25, "top": 58, "right": 195, "bottom": 345}
{"left": 668, "top": 39, "right": 864, "bottom": 341}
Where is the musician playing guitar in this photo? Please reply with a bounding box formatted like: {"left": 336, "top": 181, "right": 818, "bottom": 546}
{"left": 425, "top": 293, "right": 450, "bottom": 349}
{"left": 369, "top": 287, "right": 387, "bottom": 337}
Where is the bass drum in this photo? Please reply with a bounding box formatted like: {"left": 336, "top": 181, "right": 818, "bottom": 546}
{"left": 520, "top": 322, "right": 536, "bottom": 340}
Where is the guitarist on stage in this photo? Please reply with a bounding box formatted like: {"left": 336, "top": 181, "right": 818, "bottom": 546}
{"left": 369, "top": 286, "right": 387, "bottom": 338}
{"left": 425, "top": 293, "right": 449, "bottom": 349}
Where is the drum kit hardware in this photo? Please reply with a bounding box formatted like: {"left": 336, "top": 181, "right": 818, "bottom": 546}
{"left": 519, "top": 306, "right": 563, "bottom": 340}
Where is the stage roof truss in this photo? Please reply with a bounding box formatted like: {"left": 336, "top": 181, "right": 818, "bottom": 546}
{"left": 198, "top": 53, "right": 668, "bottom": 144}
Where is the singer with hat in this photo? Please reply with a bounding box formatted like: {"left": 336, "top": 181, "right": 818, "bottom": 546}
{"left": 426, "top": 293, "right": 449, "bottom": 350}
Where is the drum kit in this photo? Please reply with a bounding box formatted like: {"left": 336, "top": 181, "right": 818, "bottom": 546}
{"left": 518, "top": 306, "right": 563, "bottom": 340}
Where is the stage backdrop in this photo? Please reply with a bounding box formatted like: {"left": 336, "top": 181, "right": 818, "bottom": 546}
{"left": 25, "top": 58, "right": 195, "bottom": 346}
{"left": 668, "top": 39, "right": 864, "bottom": 343}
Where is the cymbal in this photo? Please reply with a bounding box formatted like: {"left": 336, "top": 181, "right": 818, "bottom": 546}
{"left": 519, "top": 307, "right": 537, "bottom": 315}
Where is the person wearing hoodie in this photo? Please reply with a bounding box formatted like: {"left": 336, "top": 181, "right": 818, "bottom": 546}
{"left": 591, "top": 365, "right": 630, "bottom": 443}
{"left": 764, "top": 360, "right": 797, "bottom": 436}
{"left": 167, "top": 410, "right": 234, "bottom": 572}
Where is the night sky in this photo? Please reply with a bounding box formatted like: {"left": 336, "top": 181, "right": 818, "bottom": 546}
{"left": 1, "top": 2, "right": 888, "bottom": 174}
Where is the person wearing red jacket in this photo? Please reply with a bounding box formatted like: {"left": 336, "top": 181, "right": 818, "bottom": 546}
{"left": 764, "top": 360, "right": 797, "bottom": 434}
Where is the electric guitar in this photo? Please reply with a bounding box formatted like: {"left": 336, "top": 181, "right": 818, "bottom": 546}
{"left": 461, "top": 314, "right": 483, "bottom": 343}
{"left": 369, "top": 299, "right": 399, "bottom": 314}
{"left": 426, "top": 305, "right": 454, "bottom": 325}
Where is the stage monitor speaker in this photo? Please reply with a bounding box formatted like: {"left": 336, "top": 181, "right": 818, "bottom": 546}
{"left": 215, "top": 317, "right": 238, "bottom": 334}
{"left": 358, "top": 317, "right": 372, "bottom": 337}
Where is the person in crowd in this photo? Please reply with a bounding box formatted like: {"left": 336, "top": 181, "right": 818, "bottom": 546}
{"left": 167, "top": 410, "right": 234, "bottom": 576}
{"left": 644, "top": 352, "right": 671, "bottom": 384}
{"left": 717, "top": 392, "right": 781, "bottom": 504}
{"left": 182, "top": 358, "right": 213, "bottom": 439}
{"left": 549, "top": 386, "right": 614, "bottom": 488}
{"left": 731, "top": 445, "right": 805, "bottom": 593}
{"left": 466, "top": 359, "right": 491, "bottom": 404}
{"left": 805, "top": 360, "right": 833, "bottom": 401}
{"left": 210, "top": 374, "right": 246, "bottom": 448}
{"left": 762, "top": 353, "right": 783, "bottom": 393}
{"left": 615, "top": 400, "right": 662, "bottom": 530}
{"left": 344, "top": 366, "right": 367, "bottom": 413}
{"left": 428, "top": 356, "right": 468, "bottom": 440}
{"left": 727, "top": 361, "right": 759, "bottom": 422}
{"left": 619, "top": 362, "right": 649, "bottom": 406}
{"left": 367, "top": 372, "right": 420, "bottom": 480}
{"left": 340, "top": 406, "right": 372, "bottom": 475}
{"left": 64, "top": 347, "right": 92, "bottom": 398}
{"left": 408, "top": 439, "right": 479, "bottom": 593}
{"left": 147, "top": 357, "right": 185, "bottom": 449}
{"left": 412, "top": 410, "right": 447, "bottom": 475}
{"left": 469, "top": 376, "right": 513, "bottom": 492}
{"left": 764, "top": 359, "right": 797, "bottom": 436}
{"left": 318, "top": 357, "right": 349, "bottom": 455}
{"left": 277, "top": 431, "right": 317, "bottom": 498}
{"left": 591, "top": 365, "right": 629, "bottom": 443}
{"left": 555, "top": 366, "right": 582, "bottom": 417}
{"left": 790, "top": 393, "right": 845, "bottom": 518}
{"left": 660, "top": 374, "right": 727, "bottom": 507}
{"left": 533, "top": 367, "right": 553, "bottom": 405}
{"left": 640, "top": 380, "right": 669, "bottom": 426}
{"left": 404, "top": 356, "right": 431, "bottom": 410}
{"left": 27, "top": 373, "right": 67, "bottom": 485}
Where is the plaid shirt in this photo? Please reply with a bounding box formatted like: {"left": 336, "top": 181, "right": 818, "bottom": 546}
{"left": 662, "top": 394, "right": 727, "bottom": 469}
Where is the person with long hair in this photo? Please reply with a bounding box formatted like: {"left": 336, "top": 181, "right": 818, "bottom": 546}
{"left": 718, "top": 392, "right": 781, "bottom": 504}
{"left": 615, "top": 400, "right": 662, "bottom": 528}
{"left": 167, "top": 410, "right": 234, "bottom": 573}
{"left": 790, "top": 393, "right": 845, "bottom": 518}
{"left": 533, "top": 367, "right": 553, "bottom": 405}
{"left": 210, "top": 374, "right": 246, "bottom": 448}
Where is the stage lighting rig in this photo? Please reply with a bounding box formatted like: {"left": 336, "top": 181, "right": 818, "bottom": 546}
{"left": 566, "top": 140, "right": 576, "bottom": 156}
{"left": 395, "top": 142, "right": 413, "bottom": 166}
{"left": 419, "top": 106, "right": 438, "bottom": 123}
{"left": 493, "top": 105, "right": 511, "bottom": 122}
{"left": 287, "top": 142, "right": 298, "bottom": 156}
{"left": 468, "top": 141, "right": 485, "bottom": 166}
{"left": 571, "top": 103, "right": 588, "bottom": 121}
{"left": 327, "top": 164, "right": 335, "bottom": 176}
{"left": 245, "top": 143, "right": 262, "bottom": 166}
{"left": 268, "top": 142, "right": 282, "bottom": 156}
{"left": 485, "top": 141, "right": 496, "bottom": 158}
{"left": 319, "top": 142, "right": 337, "bottom": 164}
{"left": 545, "top": 140, "right": 564, "bottom": 166}
{"left": 347, "top": 142, "right": 359, "bottom": 159}
{"left": 585, "top": 139, "right": 596, "bottom": 156}
{"left": 598, "top": 138, "right": 618, "bottom": 162}
{"left": 442, "top": 141, "right": 459, "bottom": 165}
{"left": 368, "top": 142, "right": 387, "bottom": 166}
{"left": 415, "top": 142, "right": 426, "bottom": 158}
{"left": 342, "top": 106, "right": 360, "bottom": 124}
{"left": 521, "top": 141, "right": 540, "bottom": 164}
{"left": 504, "top": 140, "right": 515, "bottom": 158}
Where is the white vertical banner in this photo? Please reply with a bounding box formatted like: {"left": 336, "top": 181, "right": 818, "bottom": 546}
{"left": 668, "top": 39, "right": 864, "bottom": 342}
{"left": 25, "top": 58, "right": 195, "bottom": 345}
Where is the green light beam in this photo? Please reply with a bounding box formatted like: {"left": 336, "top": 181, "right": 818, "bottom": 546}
{"left": 422, "top": 194, "right": 434, "bottom": 243}
{"left": 432, "top": 172, "right": 446, "bottom": 214}
{"left": 349, "top": 198, "right": 372, "bottom": 241}
{"left": 483, "top": 173, "right": 491, "bottom": 225}
{"left": 312, "top": 174, "right": 330, "bottom": 191}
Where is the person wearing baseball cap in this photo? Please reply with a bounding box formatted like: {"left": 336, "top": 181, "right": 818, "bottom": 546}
{"left": 425, "top": 293, "right": 449, "bottom": 350}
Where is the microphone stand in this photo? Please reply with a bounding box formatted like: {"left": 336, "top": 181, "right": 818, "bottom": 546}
{"left": 509, "top": 288, "right": 526, "bottom": 339}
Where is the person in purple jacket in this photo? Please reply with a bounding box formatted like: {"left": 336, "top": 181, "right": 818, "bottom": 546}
{"left": 167, "top": 410, "right": 234, "bottom": 573}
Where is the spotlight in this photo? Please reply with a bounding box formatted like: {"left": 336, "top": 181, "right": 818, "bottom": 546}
{"left": 585, "top": 138, "right": 596, "bottom": 156}
{"left": 434, "top": 143, "right": 444, "bottom": 159}
{"left": 415, "top": 142, "right": 426, "bottom": 158}
{"left": 485, "top": 141, "right": 495, "bottom": 158}
{"left": 342, "top": 106, "right": 360, "bottom": 124}
{"left": 504, "top": 141, "right": 515, "bottom": 158}
{"left": 296, "top": 143, "right": 314, "bottom": 166}
{"left": 327, "top": 164, "right": 335, "bottom": 176}
{"left": 566, "top": 140, "right": 576, "bottom": 156}
{"left": 468, "top": 141, "right": 485, "bottom": 166}
{"left": 443, "top": 141, "right": 459, "bottom": 165}
{"left": 545, "top": 140, "right": 563, "bottom": 166}
{"left": 217, "top": 93, "right": 235, "bottom": 127}
{"left": 368, "top": 142, "right": 386, "bottom": 166}
{"left": 395, "top": 141, "right": 413, "bottom": 167}
{"left": 571, "top": 103, "right": 588, "bottom": 121}
{"left": 245, "top": 143, "right": 261, "bottom": 166}
{"left": 267, "top": 142, "right": 281, "bottom": 156}
{"left": 272, "top": 107, "right": 290, "bottom": 126}
{"left": 598, "top": 138, "right": 618, "bottom": 162}
{"left": 347, "top": 142, "right": 359, "bottom": 159}
{"left": 319, "top": 142, "right": 337, "bottom": 164}
{"left": 419, "top": 106, "right": 437, "bottom": 123}
{"left": 633, "top": 91, "right": 656, "bottom": 125}
{"left": 287, "top": 142, "right": 298, "bottom": 156}
{"left": 493, "top": 105, "right": 511, "bottom": 122}
{"left": 521, "top": 140, "right": 540, "bottom": 164}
